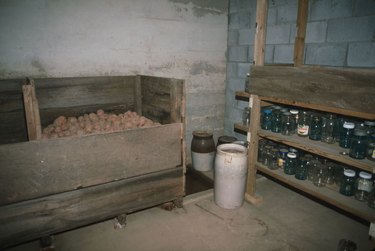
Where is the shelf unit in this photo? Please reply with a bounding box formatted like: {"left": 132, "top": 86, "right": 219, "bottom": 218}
{"left": 242, "top": 65, "right": 375, "bottom": 225}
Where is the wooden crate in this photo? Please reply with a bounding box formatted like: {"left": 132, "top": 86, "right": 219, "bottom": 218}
{"left": 0, "top": 75, "right": 185, "bottom": 249}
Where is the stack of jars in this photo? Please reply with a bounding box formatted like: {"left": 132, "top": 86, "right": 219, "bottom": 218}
{"left": 260, "top": 106, "right": 375, "bottom": 161}
{"left": 258, "top": 138, "right": 375, "bottom": 209}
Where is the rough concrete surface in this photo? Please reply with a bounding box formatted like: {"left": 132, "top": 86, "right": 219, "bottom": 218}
{"left": 7, "top": 178, "right": 374, "bottom": 251}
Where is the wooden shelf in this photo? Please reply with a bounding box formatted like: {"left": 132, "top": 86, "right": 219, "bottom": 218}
{"left": 256, "top": 163, "right": 375, "bottom": 223}
{"left": 234, "top": 122, "right": 249, "bottom": 133}
{"left": 235, "top": 91, "right": 250, "bottom": 100}
{"left": 258, "top": 129, "right": 375, "bottom": 173}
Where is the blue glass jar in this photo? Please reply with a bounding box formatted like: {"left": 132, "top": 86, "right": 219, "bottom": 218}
{"left": 349, "top": 130, "right": 367, "bottom": 159}
{"left": 339, "top": 169, "right": 356, "bottom": 196}
{"left": 277, "top": 148, "right": 289, "bottom": 169}
{"left": 281, "top": 112, "right": 296, "bottom": 136}
{"left": 261, "top": 109, "right": 272, "bottom": 130}
{"left": 339, "top": 122, "right": 355, "bottom": 148}
{"left": 284, "top": 152, "right": 297, "bottom": 175}
{"left": 309, "top": 114, "right": 322, "bottom": 141}
{"left": 271, "top": 109, "right": 282, "bottom": 133}
{"left": 295, "top": 157, "right": 309, "bottom": 180}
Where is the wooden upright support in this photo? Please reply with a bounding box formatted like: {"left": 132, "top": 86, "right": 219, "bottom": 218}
{"left": 253, "top": 0, "right": 268, "bottom": 66}
{"left": 293, "top": 0, "right": 309, "bottom": 66}
{"left": 22, "top": 78, "right": 42, "bottom": 140}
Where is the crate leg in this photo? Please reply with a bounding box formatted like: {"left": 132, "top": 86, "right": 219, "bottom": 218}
{"left": 114, "top": 213, "right": 127, "bottom": 229}
{"left": 39, "top": 235, "right": 55, "bottom": 251}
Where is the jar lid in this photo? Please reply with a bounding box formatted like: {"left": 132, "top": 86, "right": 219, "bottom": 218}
{"left": 263, "top": 109, "right": 272, "bottom": 115}
{"left": 343, "top": 169, "right": 356, "bottom": 177}
{"left": 287, "top": 152, "right": 297, "bottom": 158}
{"left": 272, "top": 105, "right": 282, "bottom": 110}
{"left": 289, "top": 147, "right": 298, "bottom": 153}
{"left": 364, "top": 121, "right": 375, "bottom": 126}
{"left": 359, "top": 171, "right": 372, "bottom": 179}
{"left": 283, "top": 112, "right": 292, "bottom": 116}
{"left": 343, "top": 122, "right": 355, "bottom": 129}
{"left": 289, "top": 109, "right": 299, "bottom": 114}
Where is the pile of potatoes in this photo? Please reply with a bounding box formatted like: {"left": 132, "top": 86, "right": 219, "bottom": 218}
{"left": 42, "top": 109, "right": 161, "bottom": 139}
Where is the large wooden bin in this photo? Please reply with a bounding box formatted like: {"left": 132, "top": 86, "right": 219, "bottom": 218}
{"left": 0, "top": 75, "right": 185, "bottom": 248}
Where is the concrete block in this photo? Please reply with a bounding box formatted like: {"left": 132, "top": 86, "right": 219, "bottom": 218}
{"left": 239, "top": 0, "right": 252, "bottom": 11}
{"left": 306, "top": 21, "right": 327, "bottom": 43}
{"left": 229, "top": 0, "right": 239, "bottom": 14}
{"left": 277, "top": 4, "right": 297, "bottom": 24}
{"left": 309, "top": 0, "right": 352, "bottom": 21}
{"left": 239, "top": 28, "right": 255, "bottom": 45}
{"left": 228, "top": 30, "right": 239, "bottom": 46}
{"left": 269, "top": 0, "right": 296, "bottom": 7}
{"left": 305, "top": 43, "right": 347, "bottom": 67}
{"left": 327, "top": 16, "right": 375, "bottom": 42}
{"left": 267, "top": 7, "right": 277, "bottom": 26}
{"left": 228, "top": 46, "right": 248, "bottom": 62}
{"left": 290, "top": 24, "right": 296, "bottom": 43}
{"left": 227, "top": 78, "right": 246, "bottom": 92}
{"left": 274, "top": 44, "right": 294, "bottom": 64}
{"left": 347, "top": 42, "right": 375, "bottom": 67}
{"left": 266, "top": 24, "right": 290, "bottom": 44}
{"left": 237, "top": 62, "right": 251, "bottom": 78}
{"left": 265, "top": 45, "right": 275, "bottom": 64}
{"left": 248, "top": 45, "right": 254, "bottom": 63}
{"left": 238, "top": 11, "right": 252, "bottom": 29}
{"left": 229, "top": 13, "right": 240, "bottom": 29}
{"left": 226, "top": 62, "right": 238, "bottom": 78}
{"left": 354, "top": 0, "right": 375, "bottom": 16}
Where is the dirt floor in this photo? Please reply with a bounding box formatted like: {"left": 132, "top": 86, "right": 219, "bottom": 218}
{"left": 6, "top": 177, "right": 375, "bottom": 251}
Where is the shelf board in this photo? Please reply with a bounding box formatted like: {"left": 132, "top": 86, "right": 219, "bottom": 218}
{"left": 258, "top": 129, "right": 375, "bottom": 173}
{"left": 256, "top": 163, "right": 375, "bottom": 223}
{"left": 235, "top": 91, "right": 250, "bottom": 100}
{"left": 234, "top": 122, "right": 249, "bottom": 133}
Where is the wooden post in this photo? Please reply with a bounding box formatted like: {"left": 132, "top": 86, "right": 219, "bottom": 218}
{"left": 253, "top": 0, "right": 268, "bottom": 66}
{"left": 22, "top": 78, "right": 42, "bottom": 140}
{"left": 293, "top": 0, "right": 309, "bottom": 66}
{"left": 245, "top": 95, "right": 262, "bottom": 205}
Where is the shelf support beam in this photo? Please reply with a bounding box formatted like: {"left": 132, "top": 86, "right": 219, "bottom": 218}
{"left": 293, "top": 0, "right": 308, "bottom": 67}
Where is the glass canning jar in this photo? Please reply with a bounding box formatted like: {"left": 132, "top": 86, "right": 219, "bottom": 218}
{"left": 271, "top": 109, "right": 282, "bottom": 133}
{"left": 281, "top": 112, "right": 296, "bottom": 136}
{"left": 354, "top": 171, "right": 373, "bottom": 202}
{"left": 309, "top": 114, "right": 322, "bottom": 141}
{"left": 339, "top": 122, "right": 355, "bottom": 148}
{"left": 321, "top": 114, "right": 337, "bottom": 144}
{"left": 313, "top": 163, "right": 328, "bottom": 187}
{"left": 277, "top": 148, "right": 289, "bottom": 169}
{"left": 339, "top": 169, "right": 356, "bottom": 196}
{"left": 349, "top": 130, "right": 367, "bottom": 159}
{"left": 261, "top": 109, "right": 272, "bottom": 130}
{"left": 284, "top": 152, "right": 297, "bottom": 175}
{"left": 295, "top": 157, "right": 309, "bottom": 180}
{"left": 297, "top": 111, "right": 311, "bottom": 137}
{"left": 367, "top": 134, "right": 375, "bottom": 161}
{"left": 364, "top": 120, "right": 375, "bottom": 136}
{"left": 268, "top": 147, "right": 279, "bottom": 170}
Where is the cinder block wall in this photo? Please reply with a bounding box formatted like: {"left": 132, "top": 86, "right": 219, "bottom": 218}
{"left": 225, "top": 0, "right": 375, "bottom": 139}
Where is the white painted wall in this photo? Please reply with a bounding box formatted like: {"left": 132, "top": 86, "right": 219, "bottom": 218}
{"left": 0, "top": 0, "right": 228, "bottom": 161}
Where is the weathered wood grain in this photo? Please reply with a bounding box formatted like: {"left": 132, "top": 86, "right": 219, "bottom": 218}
{"left": 0, "top": 167, "right": 183, "bottom": 249}
{"left": 253, "top": 0, "right": 268, "bottom": 65}
{"left": 0, "top": 124, "right": 182, "bottom": 205}
{"left": 249, "top": 66, "right": 375, "bottom": 117}
{"left": 22, "top": 82, "right": 42, "bottom": 140}
{"left": 293, "top": 0, "right": 308, "bottom": 66}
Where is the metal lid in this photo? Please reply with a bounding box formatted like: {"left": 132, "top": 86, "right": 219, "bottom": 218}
{"left": 343, "top": 122, "right": 355, "bottom": 129}
{"left": 359, "top": 171, "right": 372, "bottom": 179}
{"left": 289, "top": 109, "right": 299, "bottom": 114}
{"left": 343, "top": 169, "right": 356, "bottom": 177}
{"left": 364, "top": 121, "right": 375, "bottom": 126}
{"left": 263, "top": 109, "right": 272, "bottom": 115}
{"left": 287, "top": 152, "right": 297, "bottom": 158}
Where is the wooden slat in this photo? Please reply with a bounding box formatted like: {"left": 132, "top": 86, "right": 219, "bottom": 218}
{"left": 22, "top": 81, "right": 42, "bottom": 140}
{"left": 258, "top": 129, "right": 375, "bottom": 173}
{"left": 249, "top": 66, "right": 375, "bottom": 117}
{"left": 246, "top": 95, "right": 261, "bottom": 196}
{"left": 134, "top": 75, "right": 142, "bottom": 115}
{"left": 0, "top": 167, "right": 183, "bottom": 249}
{"left": 0, "top": 124, "right": 182, "bottom": 205}
{"left": 253, "top": 0, "right": 268, "bottom": 66}
{"left": 257, "top": 164, "right": 375, "bottom": 222}
{"left": 293, "top": 0, "right": 308, "bottom": 66}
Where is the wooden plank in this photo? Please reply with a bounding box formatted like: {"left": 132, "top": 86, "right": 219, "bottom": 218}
{"left": 246, "top": 95, "right": 261, "bottom": 196}
{"left": 134, "top": 75, "right": 142, "bottom": 115}
{"left": 293, "top": 0, "right": 308, "bottom": 66}
{"left": 257, "top": 164, "right": 375, "bottom": 222}
{"left": 258, "top": 129, "right": 375, "bottom": 173}
{"left": 22, "top": 81, "right": 42, "bottom": 140}
{"left": 170, "top": 79, "right": 184, "bottom": 123}
{"left": 253, "top": 0, "right": 268, "bottom": 66}
{"left": 0, "top": 167, "right": 183, "bottom": 249}
{"left": 249, "top": 66, "right": 375, "bottom": 117}
{"left": 0, "top": 124, "right": 182, "bottom": 205}
{"left": 234, "top": 122, "right": 249, "bottom": 133}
